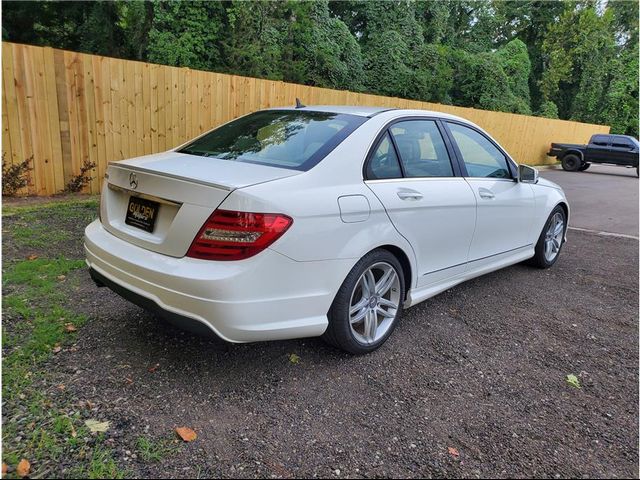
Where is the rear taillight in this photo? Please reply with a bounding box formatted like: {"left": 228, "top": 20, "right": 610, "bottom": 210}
{"left": 186, "top": 209, "right": 293, "bottom": 261}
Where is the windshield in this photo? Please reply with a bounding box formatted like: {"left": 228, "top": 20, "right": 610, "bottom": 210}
{"left": 179, "top": 110, "right": 367, "bottom": 171}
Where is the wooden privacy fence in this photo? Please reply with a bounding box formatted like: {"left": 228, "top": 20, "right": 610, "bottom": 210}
{"left": 2, "top": 41, "right": 610, "bottom": 196}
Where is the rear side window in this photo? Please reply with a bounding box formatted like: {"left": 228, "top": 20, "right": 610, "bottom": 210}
{"left": 179, "top": 110, "right": 367, "bottom": 171}
{"left": 366, "top": 133, "right": 402, "bottom": 179}
{"left": 591, "top": 135, "right": 610, "bottom": 146}
{"left": 447, "top": 122, "right": 511, "bottom": 179}
{"left": 390, "top": 120, "right": 453, "bottom": 177}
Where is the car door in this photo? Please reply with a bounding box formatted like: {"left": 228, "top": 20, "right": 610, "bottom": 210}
{"left": 364, "top": 119, "right": 477, "bottom": 287}
{"left": 608, "top": 136, "right": 638, "bottom": 166}
{"left": 585, "top": 135, "right": 612, "bottom": 163}
{"left": 443, "top": 121, "right": 535, "bottom": 262}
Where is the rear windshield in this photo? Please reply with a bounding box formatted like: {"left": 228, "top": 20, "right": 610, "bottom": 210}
{"left": 179, "top": 110, "right": 367, "bottom": 171}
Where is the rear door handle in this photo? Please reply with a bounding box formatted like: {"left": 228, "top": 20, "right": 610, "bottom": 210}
{"left": 478, "top": 188, "right": 495, "bottom": 200}
{"left": 397, "top": 190, "right": 423, "bottom": 201}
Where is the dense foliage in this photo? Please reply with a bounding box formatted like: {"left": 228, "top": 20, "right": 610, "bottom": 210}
{"left": 2, "top": 0, "right": 638, "bottom": 135}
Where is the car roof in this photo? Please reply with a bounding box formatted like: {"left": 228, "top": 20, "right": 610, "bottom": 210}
{"left": 268, "top": 105, "right": 395, "bottom": 117}
{"left": 267, "top": 105, "right": 470, "bottom": 122}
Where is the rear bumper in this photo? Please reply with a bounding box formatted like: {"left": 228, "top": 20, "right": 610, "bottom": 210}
{"left": 84, "top": 220, "right": 355, "bottom": 343}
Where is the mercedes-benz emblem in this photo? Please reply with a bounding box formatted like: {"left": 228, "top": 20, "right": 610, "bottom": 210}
{"left": 129, "top": 172, "right": 138, "bottom": 189}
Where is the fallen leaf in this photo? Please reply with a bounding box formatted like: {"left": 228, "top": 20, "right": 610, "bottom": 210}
{"left": 57, "top": 384, "right": 66, "bottom": 391}
{"left": 27, "top": 254, "right": 38, "bottom": 261}
{"left": 70, "top": 421, "right": 77, "bottom": 438}
{"left": 289, "top": 353, "right": 300, "bottom": 364}
{"left": 85, "top": 419, "right": 110, "bottom": 433}
{"left": 148, "top": 363, "right": 160, "bottom": 373}
{"left": 57, "top": 275, "right": 66, "bottom": 281}
{"left": 52, "top": 344, "right": 62, "bottom": 354}
{"left": 566, "top": 374, "right": 581, "bottom": 389}
{"left": 176, "top": 427, "right": 197, "bottom": 442}
{"left": 448, "top": 446, "right": 460, "bottom": 457}
{"left": 17, "top": 458, "right": 30, "bottom": 477}
{"left": 64, "top": 323, "right": 77, "bottom": 333}
{"left": 2, "top": 463, "right": 7, "bottom": 475}
{"left": 124, "top": 377, "right": 133, "bottom": 385}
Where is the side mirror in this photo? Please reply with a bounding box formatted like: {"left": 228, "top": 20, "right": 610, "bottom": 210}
{"left": 518, "top": 164, "right": 538, "bottom": 184}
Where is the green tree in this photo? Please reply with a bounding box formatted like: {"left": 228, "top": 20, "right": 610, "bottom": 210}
{"left": 221, "top": 0, "right": 287, "bottom": 80}
{"left": 537, "top": 100, "right": 559, "bottom": 119}
{"left": 411, "top": 44, "right": 454, "bottom": 103}
{"left": 601, "top": 44, "right": 639, "bottom": 136}
{"left": 541, "top": 7, "right": 618, "bottom": 123}
{"left": 496, "top": 39, "right": 532, "bottom": 114}
{"left": 284, "top": 1, "right": 364, "bottom": 90}
{"left": 146, "top": 1, "right": 226, "bottom": 70}
{"left": 363, "top": 30, "right": 413, "bottom": 98}
{"left": 493, "top": 0, "right": 569, "bottom": 111}
{"left": 118, "top": 1, "right": 155, "bottom": 61}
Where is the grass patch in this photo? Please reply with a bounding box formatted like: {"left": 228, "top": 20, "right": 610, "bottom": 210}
{"left": 69, "top": 445, "right": 129, "bottom": 479}
{"left": 2, "top": 197, "right": 99, "bottom": 252}
{"left": 2, "top": 196, "right": 125, "bottom": 479}
{"left": 2, "top": 197, "right": 99, "bottom": 217}
{"left": 136, "top": 435, "right": 182, "bottom": 462}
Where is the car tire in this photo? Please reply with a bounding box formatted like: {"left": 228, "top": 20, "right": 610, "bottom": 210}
{"left": 578, "top": 162, "right": 591, "bottom": 171}
{"left": 323, "top": 249, "right": 405, "bottom": 354}
{"left": 527, "top": 205, "right": 567, "bottom": 269}
{"left": 561, "top": 154, "right": 581, "bottom": 171}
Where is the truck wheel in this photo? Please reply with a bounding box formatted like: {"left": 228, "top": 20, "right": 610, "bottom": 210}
{"left": 561, "top": 154, "right": 581, "bottom": 171}
{"left": 578, "top": 162, "right": 591, "bottom": 171}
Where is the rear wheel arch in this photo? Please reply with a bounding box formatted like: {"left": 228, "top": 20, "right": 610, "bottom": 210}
{"left": 561, "top": 150, "right": 584, "bottom": 161}
{"left": 372, "top": 244, "right": 413, "bottom": 300}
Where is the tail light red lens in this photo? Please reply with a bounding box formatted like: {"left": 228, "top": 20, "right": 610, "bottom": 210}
{"left": 186, "top": 209, "right": 293, "bottom": 261}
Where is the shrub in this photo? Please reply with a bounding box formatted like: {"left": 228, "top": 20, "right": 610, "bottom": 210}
{"left": 65, "top": 160, "right": 97, "bottom": 193}
{"left": 2, "top": 154, "right": 32, "bottom": 196}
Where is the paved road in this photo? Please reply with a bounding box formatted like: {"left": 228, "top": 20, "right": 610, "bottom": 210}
{"left": 540, "top": 164, "right": 638, "bottom": 237}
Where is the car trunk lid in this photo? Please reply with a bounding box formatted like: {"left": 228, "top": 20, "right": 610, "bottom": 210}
{"left": 101, "top": 151, "right": 299, "bottom": 257}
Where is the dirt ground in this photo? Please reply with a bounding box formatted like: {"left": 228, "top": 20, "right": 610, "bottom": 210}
{"left": 3, "top": 196, "right": 637, "bottom": 478}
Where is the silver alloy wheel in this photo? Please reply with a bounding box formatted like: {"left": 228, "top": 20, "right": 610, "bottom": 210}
{"left": 544, "top": 212, "right": 564, "bottom": 262}
{"left": 348, "top": 261, "right": 401, "bottom": 344}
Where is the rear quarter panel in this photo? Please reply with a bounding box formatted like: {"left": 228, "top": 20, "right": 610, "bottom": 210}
{"left": 219, "top": 120, "right": 420, "bottom": 287}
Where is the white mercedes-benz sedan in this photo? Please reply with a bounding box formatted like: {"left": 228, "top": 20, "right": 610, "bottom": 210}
{"left": 85, "top": 105, "right": 569, "bottom": 354}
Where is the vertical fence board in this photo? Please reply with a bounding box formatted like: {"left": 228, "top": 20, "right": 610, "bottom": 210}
{"left": 150, "top": 63, "right": 159, "bottom": 152}
{"left": 82, "top": 54, "right": 99, "bottom": 194}
{"left": 91, "top": 55, "right": 106, "bottom": 191}
{"left": 2, "top": 43, "right": 22, "bottom": 166}
{"left": 13, "top": 44, "right": 37, "bottom": 193}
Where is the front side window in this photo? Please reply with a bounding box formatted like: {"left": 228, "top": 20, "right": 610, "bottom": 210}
{"left": 366, "top": 133, "right": 402, "bottom": 179}
{"left": 390, "top": 120, "right": 453, "bottom": 177}
{"left": 447, "top": 122, "right": 511, "bottom": 179}
{"left": 180, "top": 110, "right": 367, "bottom": 171}
{"left": 611, "top": 137, "right": 634, "bottom": 149}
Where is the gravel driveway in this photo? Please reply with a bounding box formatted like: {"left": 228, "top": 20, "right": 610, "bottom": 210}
{"left": 41, "top": 227, "right": 638, "bottom": 478}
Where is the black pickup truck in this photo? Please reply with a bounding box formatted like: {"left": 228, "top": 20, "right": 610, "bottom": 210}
{"left": 548, "top": 134, "right": 639, "bottom": 175}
